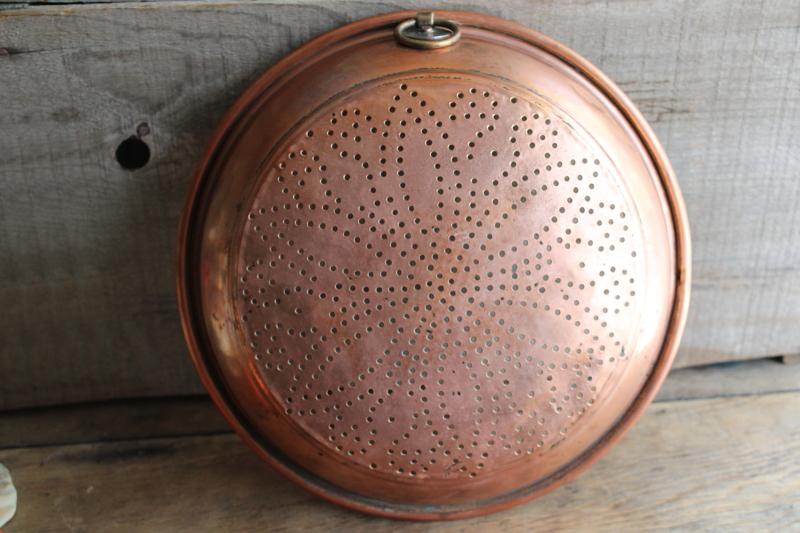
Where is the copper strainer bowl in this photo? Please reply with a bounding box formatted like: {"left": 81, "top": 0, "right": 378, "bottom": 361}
{"left": 177, "top": 10, "right": 690, "bottom": 520}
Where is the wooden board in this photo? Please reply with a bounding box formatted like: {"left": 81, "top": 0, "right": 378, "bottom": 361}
{"left": 0, "top": 397, "right": 227, "bottom": 450}
{"left": 656, "top": 357, "right": 800, "bottom": 402}
{"left": 1, "top": 0, "right": 800, "bottom": 409}
{"left": 1, "top": 390, "right": 798, "bottom": 531}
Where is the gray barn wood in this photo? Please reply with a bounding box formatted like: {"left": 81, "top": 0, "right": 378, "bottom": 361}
{"left": 1, "top": 0, "right": 798, "bottom": 409}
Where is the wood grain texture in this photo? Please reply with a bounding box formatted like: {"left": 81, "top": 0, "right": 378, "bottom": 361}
{"left": 1, "top": 391, "right": 798, "bottom": 532}
{"left": 0, "top": 396, "right": 228, "bottom": 449}
{"left": 656, "top": 357, "right": 800, "bottom": 402}
{"left": 1, "top": 0, "right": 799, "bottom": 408}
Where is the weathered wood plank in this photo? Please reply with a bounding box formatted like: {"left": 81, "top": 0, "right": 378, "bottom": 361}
{"left": 0, "top": 396, "right": 227, "bottom": 450}
{"left": 1, "top": 391, "right": 798, "bottom": 532}
{"left": 656, "top": 357, "right": 800, "bottom": 402}
{"left": 1, "top": 0, "right": 799, "bottom": 408}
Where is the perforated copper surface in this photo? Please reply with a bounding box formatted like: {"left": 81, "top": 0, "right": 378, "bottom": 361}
{"left": 178, "top": 11, "right": 690, "bottom": 520}
{"left": 239, "top": 78, "right": 644, "bottom": 478}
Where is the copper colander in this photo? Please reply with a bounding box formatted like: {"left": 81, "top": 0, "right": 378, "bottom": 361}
{"left": 177, "top": 11, "right": 690, "bottom": 520}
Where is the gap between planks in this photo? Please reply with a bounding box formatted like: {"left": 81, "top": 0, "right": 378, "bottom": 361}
{"left": 1, "top": 357, "right": 799, "bottom": 450}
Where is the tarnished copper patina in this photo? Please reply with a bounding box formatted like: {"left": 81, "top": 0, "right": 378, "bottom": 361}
{"left": 177, "top": 11, "right": 690, "bottom": 520}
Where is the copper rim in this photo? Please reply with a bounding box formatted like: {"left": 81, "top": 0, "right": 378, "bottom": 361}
{"left": 177, "top": 10, "right": 691, "bottom": 520}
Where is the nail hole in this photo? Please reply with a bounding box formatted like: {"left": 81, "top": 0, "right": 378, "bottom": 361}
{"left": 115, "top": 136, "right": 150, "bottom": 170}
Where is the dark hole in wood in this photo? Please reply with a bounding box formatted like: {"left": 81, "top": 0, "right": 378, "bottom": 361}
{"left": 115, "top": 136, "right": 150, "bottom": 170}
